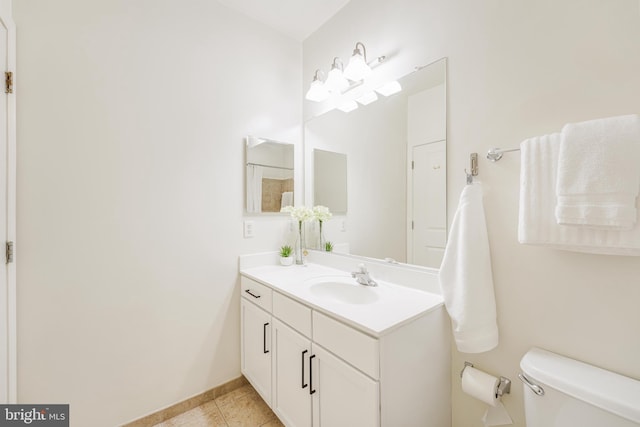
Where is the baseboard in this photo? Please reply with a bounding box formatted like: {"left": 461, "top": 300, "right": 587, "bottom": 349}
{"left": 121, "top": 376, "right": 248, "bottom": 427}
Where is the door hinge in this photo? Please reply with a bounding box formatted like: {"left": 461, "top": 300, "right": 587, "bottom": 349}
{"left": 5, "top": 71, "right": 12, "bottom": 94}
{"left": 411, "top": 160, "right": 414, "bottom": 170}
{"left": 411, "top": 221, "right": 414, "bottom": 230}
{"left": 6, "top": 241, "right": 13, "bottom": 264}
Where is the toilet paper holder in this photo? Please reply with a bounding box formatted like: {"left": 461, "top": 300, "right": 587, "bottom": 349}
{"left": 461, "top": 362, "right": 512, "bottom": 397}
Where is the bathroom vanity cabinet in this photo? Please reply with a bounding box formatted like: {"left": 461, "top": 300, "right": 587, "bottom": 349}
{"left": 240, "top": 272, "right": 450, "bottom": 427}
{"left": 240, "top": 295, "right": 272, "bottom": 404}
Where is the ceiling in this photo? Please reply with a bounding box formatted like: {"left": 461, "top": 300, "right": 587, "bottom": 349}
{"left": 217, "top": 0, "right": 351, "bottom": 41}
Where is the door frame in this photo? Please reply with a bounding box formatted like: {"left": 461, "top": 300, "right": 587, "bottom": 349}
{"left": 0, "top": 0, "right": 16, "bottom": 404}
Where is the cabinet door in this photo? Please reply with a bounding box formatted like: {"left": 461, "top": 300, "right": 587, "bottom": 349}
{"left": 272, "top": 319, "right": 312, "bottom": 427}
{"left": 311, "top": 344, "right": 379, "bottom": 427}
{"left": 241, "top": 299, "right": 272, "bottom": 405}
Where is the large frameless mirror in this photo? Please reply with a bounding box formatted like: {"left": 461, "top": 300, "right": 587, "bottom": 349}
{"left": 304, "top": 58, "right": 447, "bottom": 268}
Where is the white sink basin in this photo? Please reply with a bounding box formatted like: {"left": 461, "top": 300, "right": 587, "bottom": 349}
{"left": 307, "top": 276, "right": 379, "bottom": 305}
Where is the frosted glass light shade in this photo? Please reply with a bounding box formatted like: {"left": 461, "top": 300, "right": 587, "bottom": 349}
{"left": 305, "top": 80, "right": 329, "bottom": 102}
{"left": 325, "top": 67, "right": 349, "bottom": 93}
{"left": 337, "top": 100, "right": 358, "bottom": 113}
{"left": 356, "top": 91, "right": 378, "bottom": 106}
{"left": 375, "top": 81, "right": 402, "bottom": 96}
{"left": 343, "top": 52, "right": 372, "bottom": 81}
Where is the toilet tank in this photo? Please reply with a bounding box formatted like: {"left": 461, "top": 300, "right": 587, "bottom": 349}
{"left": 520, "top": 348, "right": 640, "bottom": 427}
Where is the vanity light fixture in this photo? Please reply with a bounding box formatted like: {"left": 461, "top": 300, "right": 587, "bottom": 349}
{"left": 337, "top": 100, "right": 358, "bottom": 113}
{"left": 356, "top": 91, "right": 378, "bottom": 106}
{"left": 324, "top": 57, "right": 349, "bottom": 93}
{"left": 305, "top": 69, "right": 330, "bottom": 102}
{"left": 375, "top": 80, "right": 402, "bottom": 96}
{"left": 305, "top": 42, "right": 386, "bottom": 104}
{"left": 343, "top": 42, "right": 373, "bottom": 81}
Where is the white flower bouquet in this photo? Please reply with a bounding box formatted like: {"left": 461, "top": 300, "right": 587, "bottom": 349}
{"left": 281, "top": 205, "right": 314, "bottom": 223}
{"left": 312, "top": 205, "right": 332, "bottom": 223}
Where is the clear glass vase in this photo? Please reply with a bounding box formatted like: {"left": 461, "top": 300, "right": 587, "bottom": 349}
{"left": 295, "top": 221, "right": 305, "bottom": 265}
{"left": 318, "top": 220, "right": 325, "bottom": 251}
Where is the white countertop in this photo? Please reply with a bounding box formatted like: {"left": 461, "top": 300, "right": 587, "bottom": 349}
{"left": 240, "top": 263, "right": 444, "bottom": 337}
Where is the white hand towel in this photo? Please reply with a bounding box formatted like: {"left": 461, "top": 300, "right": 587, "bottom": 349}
{"left": 281, "top": 191, "right": 293, "bottom": 209}
{"left": 519, "top": 133, "right": 640, "bottom": 255}
{"left": 556, "top": 114, "right": 640, "bottom": 229}
{"left": 439, "top": 183, "right": 498, "bottom": 353}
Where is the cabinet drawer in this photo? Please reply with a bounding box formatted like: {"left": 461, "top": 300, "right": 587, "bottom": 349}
{"left": 313, "top": 312, "right": 379, "bottom": 380}
{"left": 273, "top": 292, "right": 312, "bottom": 338}
{"left": 241, "top": 276, "right": 273, "bottom": 312}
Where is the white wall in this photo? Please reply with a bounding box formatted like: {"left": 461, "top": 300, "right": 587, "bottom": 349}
{"left": 304, "top": 1, "right": 640, "bottom": 426}
{"left": 14, "top": 1, "right": 300, "bottom": 425}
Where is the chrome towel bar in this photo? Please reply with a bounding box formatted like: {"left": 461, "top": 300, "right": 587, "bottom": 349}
{"left": 487, "top": 147, "right": 520, "bottom": 162}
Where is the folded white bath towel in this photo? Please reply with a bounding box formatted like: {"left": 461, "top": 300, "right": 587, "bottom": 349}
{"left": 519, "top": 133, "right": 640, "bottom": 255}
{"left": 439, "top": 183, "right": 498, "bottom": 353}
{"left": 556, "top": 114, "right": 640, "bottom": 229}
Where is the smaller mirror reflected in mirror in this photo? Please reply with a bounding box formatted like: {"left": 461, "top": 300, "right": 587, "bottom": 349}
{"left": 245, "top": 136, "right": 294, "bottom": 214}
{"left": 314, "top": 149, "right": 347, "bottom": 214}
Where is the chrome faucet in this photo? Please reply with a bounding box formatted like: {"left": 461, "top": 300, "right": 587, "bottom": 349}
{"left": 351, "top": 263, "right": 377, "bottom": 287}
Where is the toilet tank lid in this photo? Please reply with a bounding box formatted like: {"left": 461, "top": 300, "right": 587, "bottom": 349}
{"left": 520, "top": 347, "right": 640, "bottom": 424}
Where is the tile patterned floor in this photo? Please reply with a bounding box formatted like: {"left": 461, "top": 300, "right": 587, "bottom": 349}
{"left": 153, "top": 384, "right": 284, "bottom": 427}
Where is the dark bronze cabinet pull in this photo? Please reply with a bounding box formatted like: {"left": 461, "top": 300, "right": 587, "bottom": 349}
{"left": 301, "top": 350, "right": 308, "bottom": 389}
{"left": 309, "top": 354, "right": 316, "bottom": 395}
{"left": 263, "top": 323, "right": 269, "bottom": 354}
{"left": 245, "top": 289, "right": 261, "bottom": 299}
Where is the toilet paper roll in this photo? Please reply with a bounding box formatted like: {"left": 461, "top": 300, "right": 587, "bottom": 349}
{"left": 461, "top": 366, "right": 500, "bottom": 406}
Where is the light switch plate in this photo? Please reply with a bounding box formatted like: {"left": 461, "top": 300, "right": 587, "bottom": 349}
{"left": 243, "top": 220, "right": 255, "bottom": 238}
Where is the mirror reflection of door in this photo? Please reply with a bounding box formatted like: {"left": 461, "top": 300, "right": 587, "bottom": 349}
{"left": 411, "top": 141, "right": 446, "bottom": 267}
{"left": 407, "top": 79, "right": 446, "bottom": 268}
